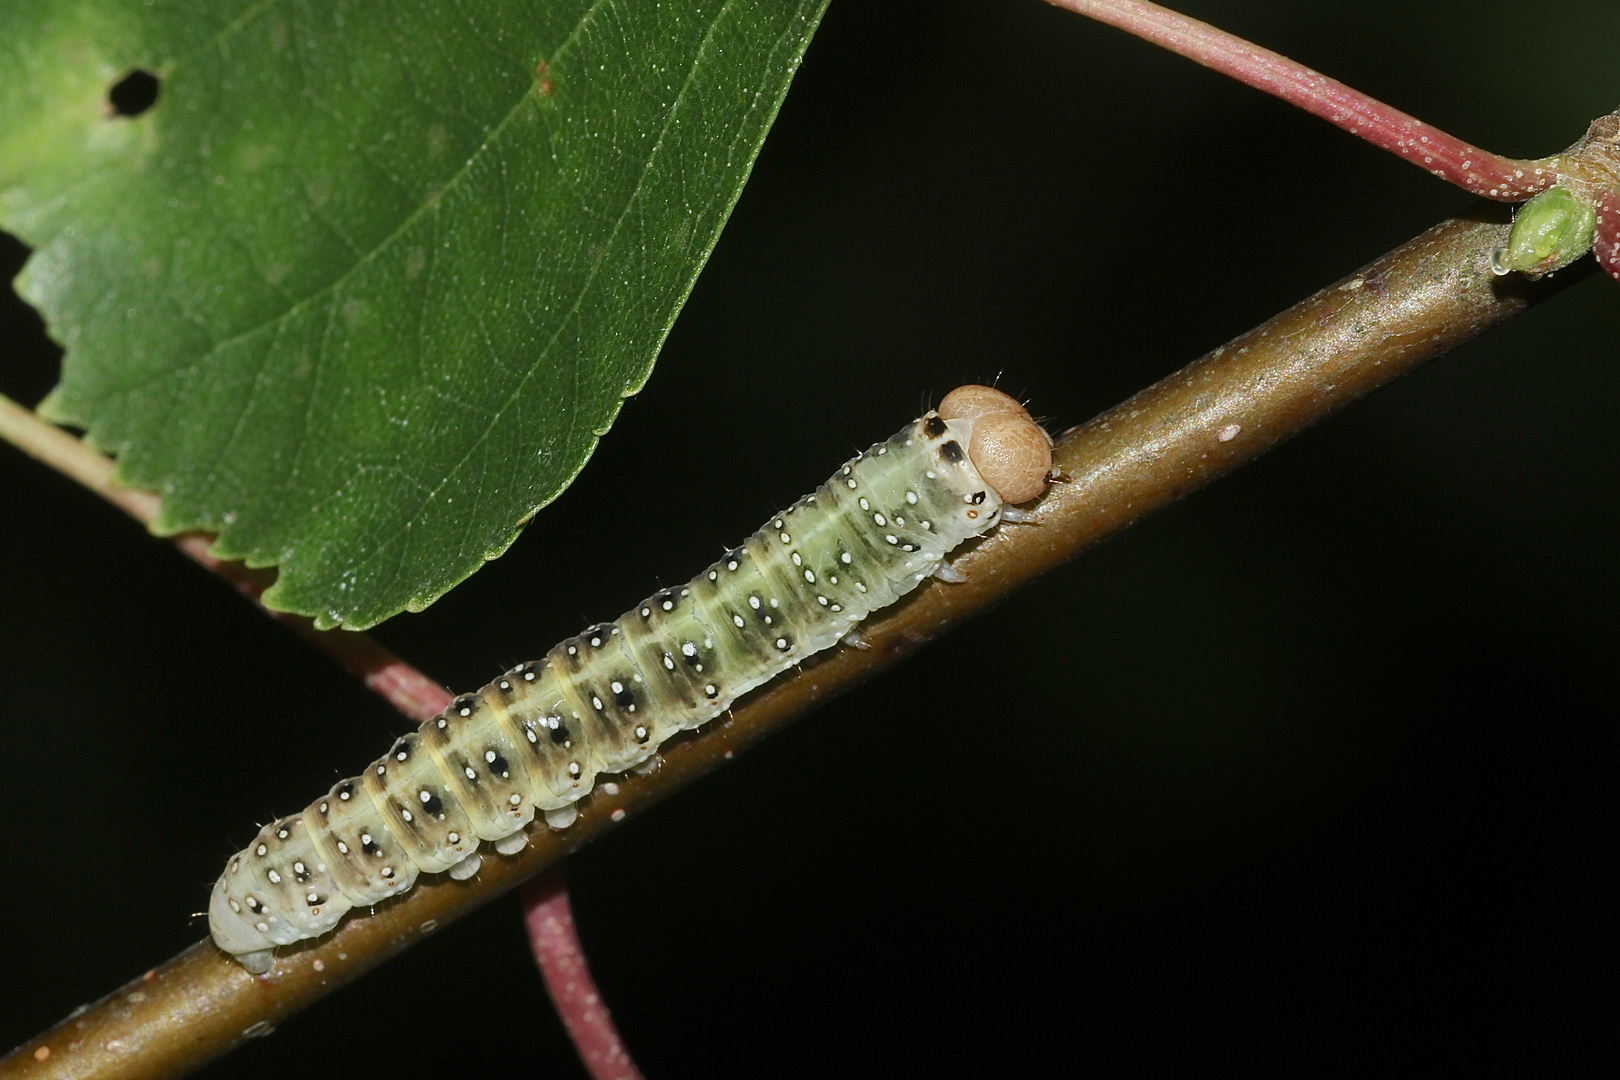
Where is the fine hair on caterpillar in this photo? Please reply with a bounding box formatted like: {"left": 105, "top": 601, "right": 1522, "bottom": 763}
{"left": 210, "top": 386, "right": 1052, "bottom": 974}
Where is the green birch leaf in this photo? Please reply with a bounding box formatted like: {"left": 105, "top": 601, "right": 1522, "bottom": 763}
{"left": 0, "top": 0, "right": 827, "bottom": 628}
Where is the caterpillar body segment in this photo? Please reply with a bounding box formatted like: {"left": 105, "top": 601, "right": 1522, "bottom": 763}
{"left": 210, "top": 387, "right": 1051, "bottom": 972}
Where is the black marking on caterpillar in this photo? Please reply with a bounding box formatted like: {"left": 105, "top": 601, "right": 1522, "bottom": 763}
{"left": 209, "top": 392, "right": 1050, "bottom": 973}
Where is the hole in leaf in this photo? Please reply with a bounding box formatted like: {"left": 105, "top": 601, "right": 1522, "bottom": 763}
{"left": 107, "top": 69, "right": 160, "bottom": 117}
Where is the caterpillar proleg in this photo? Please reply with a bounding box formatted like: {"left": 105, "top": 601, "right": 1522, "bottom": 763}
{"left": 209, "top": 386, "right": 1052, "bottom": 973}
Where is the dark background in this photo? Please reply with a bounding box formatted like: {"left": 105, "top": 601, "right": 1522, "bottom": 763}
{"left": 3, "top": 0, "right": 1616, "bottom": 1074}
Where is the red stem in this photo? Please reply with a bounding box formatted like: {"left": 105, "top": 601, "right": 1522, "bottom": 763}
{"left": 0, "top": 395, "right": 454, "bottom": 724}
{"left": 2, "top": 395, "right": 630, "bottom": 1073}
{"left": 523, "top": 870, "right": 647, "bottom": 1080}
{"left": 1592, "top": 189, "right": 1620, "bottom": 281}
{"left": 165, "top": 532, "right": 454, "bottom": 722}
{"left": 1045, "top": 0, "right": 1560, "bottom": 200}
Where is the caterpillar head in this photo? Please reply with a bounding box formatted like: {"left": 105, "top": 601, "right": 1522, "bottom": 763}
{"left": 938, "top": 385, "right": 1052, "bottom": 504}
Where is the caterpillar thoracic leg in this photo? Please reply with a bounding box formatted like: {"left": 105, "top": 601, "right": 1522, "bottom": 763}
{"left": 209, "top": 386, "right": 1051, "bottom": 970}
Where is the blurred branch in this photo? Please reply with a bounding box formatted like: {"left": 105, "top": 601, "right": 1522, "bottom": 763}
{"left": 1045, "top": 0, "right": 1558, "bottom": 199}
{"left": 0, "top": 204, "right": 1592, "bottom": 1080}
{"left": 0, "top": 394, "right": 652, "bottom": 1074}
{"left": 523, "top": 869, "right": 647, "bottom": 1080}
{"left": 0, "top": 393, "right": 452, "bottom": 724}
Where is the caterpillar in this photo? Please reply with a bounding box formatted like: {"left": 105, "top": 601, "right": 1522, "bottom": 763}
{"left": 209, "top": 385, "right": 1053, "bottom": 973}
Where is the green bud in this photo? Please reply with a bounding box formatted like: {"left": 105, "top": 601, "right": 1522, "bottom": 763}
{"left": 1491, "top": 186, "right": 1597, "bottom": 277}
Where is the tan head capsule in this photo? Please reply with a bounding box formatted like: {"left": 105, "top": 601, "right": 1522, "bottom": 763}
{"left": 938, "top": 385, "right": 1052, "bottom": 504}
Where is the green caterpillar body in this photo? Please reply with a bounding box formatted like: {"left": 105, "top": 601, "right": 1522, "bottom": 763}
{"left": 210, "top": 405, "right": 1026, "bottom": 972}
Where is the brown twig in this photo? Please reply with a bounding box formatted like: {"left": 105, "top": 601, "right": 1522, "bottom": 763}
{"left": 0, "top": 396, "right": 644, "bottom": 1068}
{"left": 523, "top": 870, "right": 646, "bottom": 1080}
{"left": 0, "top": 203, "right": 1587, "bottom": 1080}
{"left": 0, "top": 393, "right": 452, "bottom": 724}
{"left": 0, "top": 393, "right": 639, "bottom": 1068}
{"left": 1044, "top": 0, "right": 1560, "bottom": 200}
